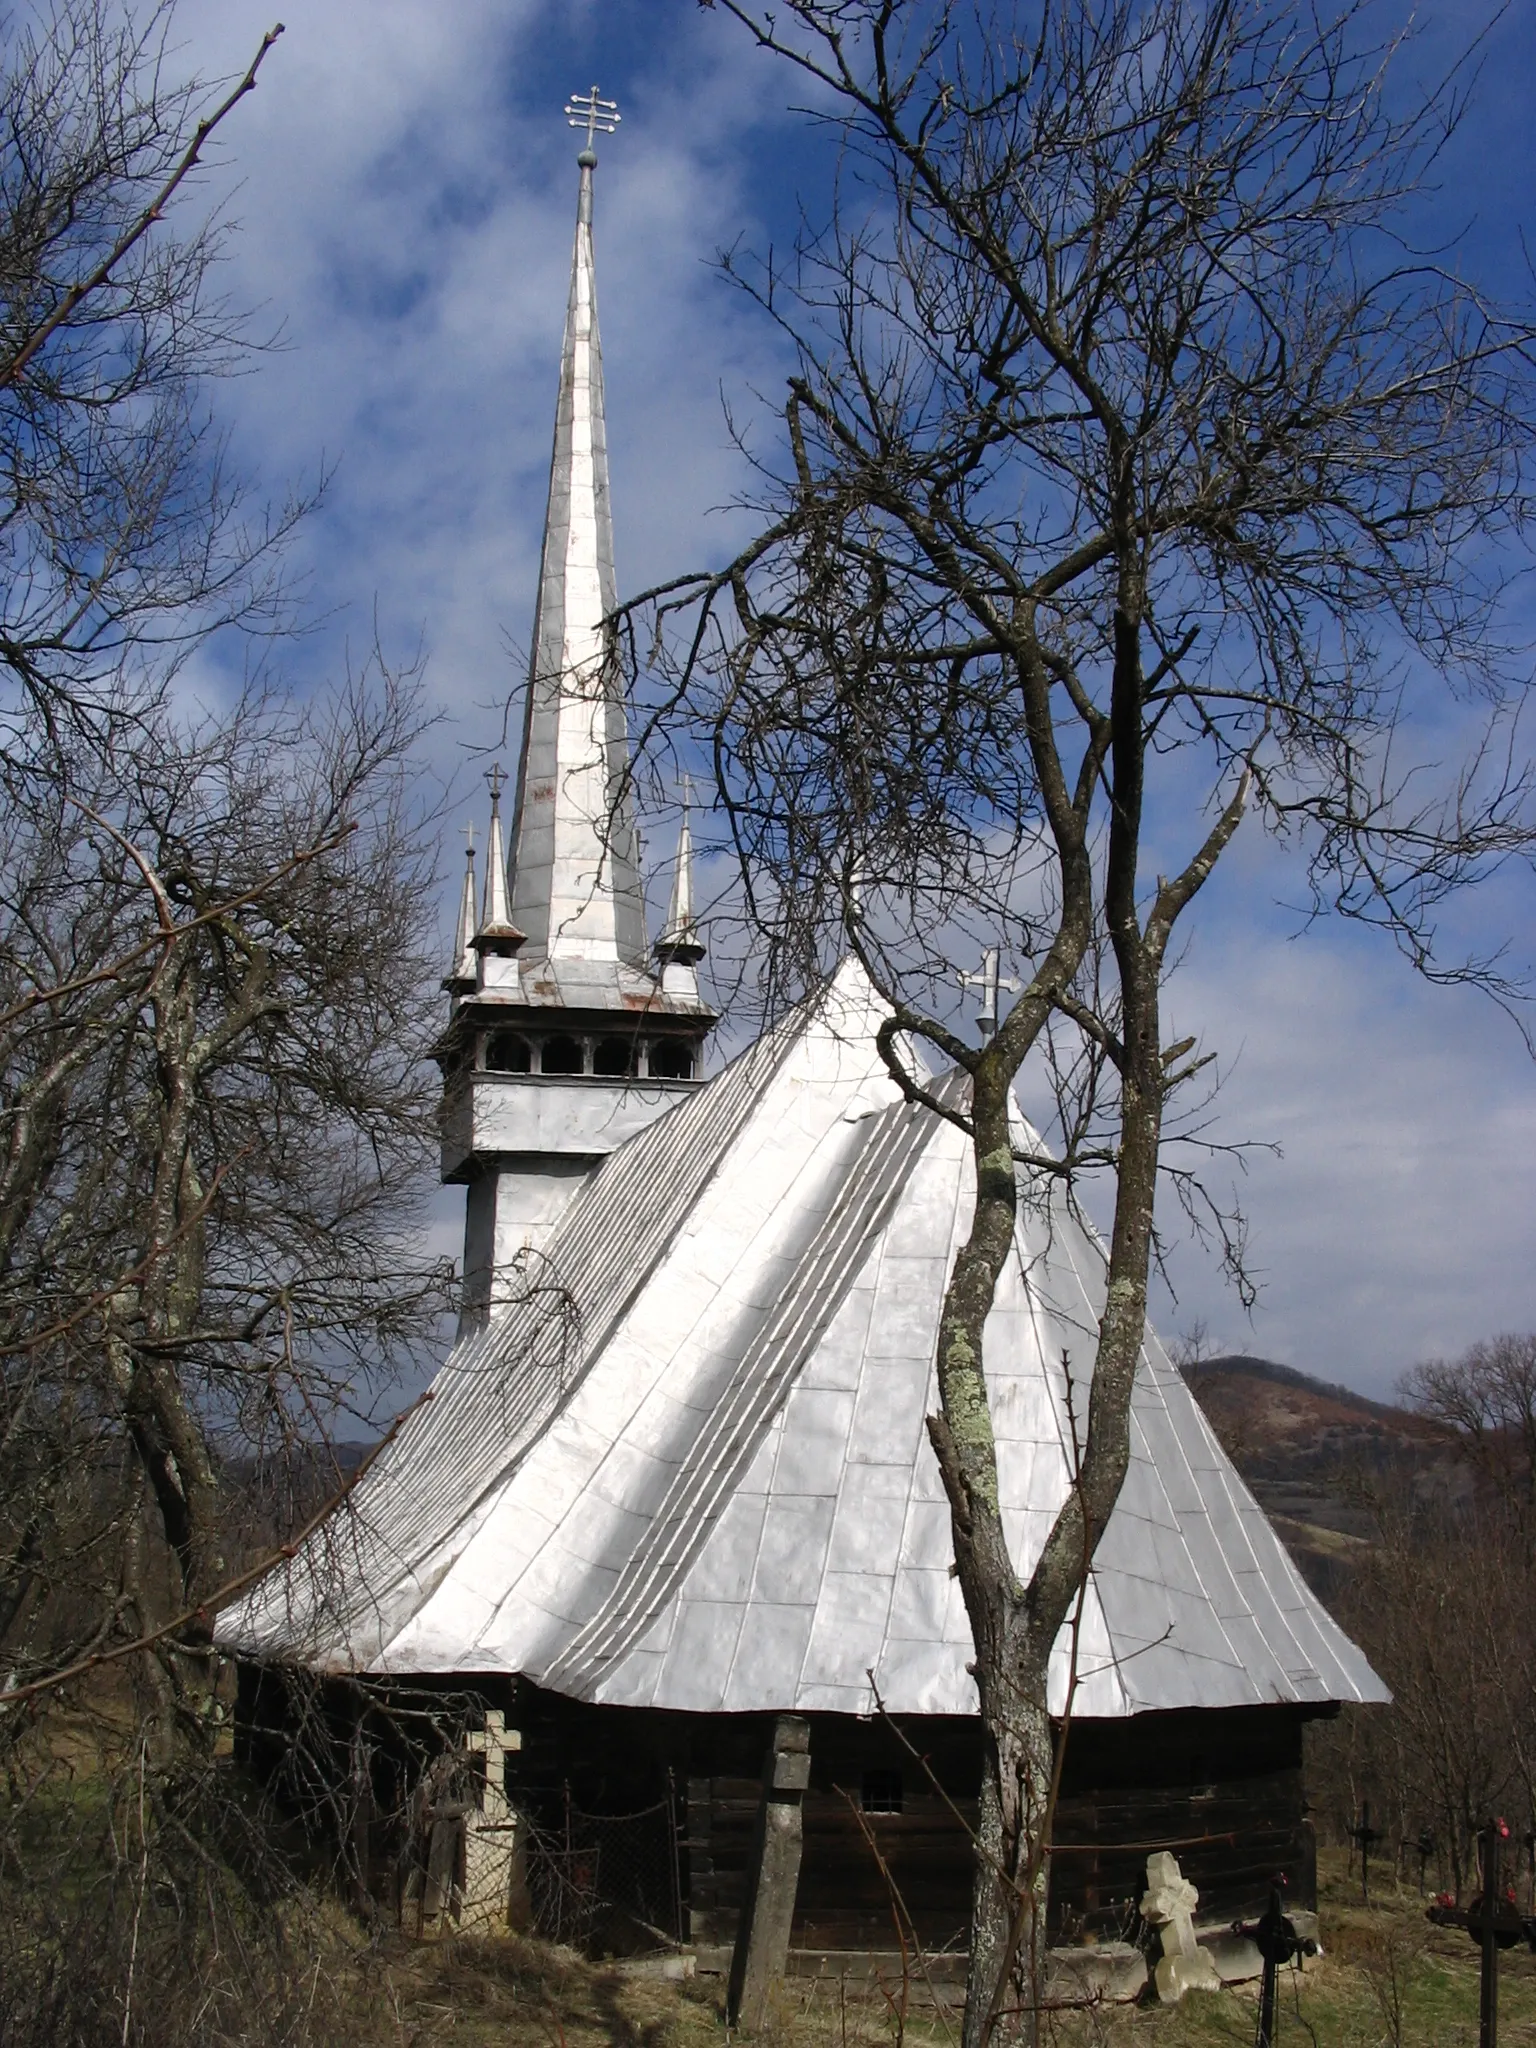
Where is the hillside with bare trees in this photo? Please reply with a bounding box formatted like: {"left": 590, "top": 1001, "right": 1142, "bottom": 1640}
{"left": 1185, "top": 1341, "right": 1536, "bottom": 1896}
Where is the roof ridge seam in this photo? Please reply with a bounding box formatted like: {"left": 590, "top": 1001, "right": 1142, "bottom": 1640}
{"left": 219, "top": 1016, "right": 808, "bottom": 1665}
{"left": 860, "top": 1107, "right": 974, "bottom": 1707}
{"left": 544, "top": 1083, "right": 954, "bottom": 1699}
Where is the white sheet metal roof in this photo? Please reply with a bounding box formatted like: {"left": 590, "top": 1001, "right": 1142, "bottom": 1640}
{"left": 219, "top": 961, "right": 1386, "bottom": 1717}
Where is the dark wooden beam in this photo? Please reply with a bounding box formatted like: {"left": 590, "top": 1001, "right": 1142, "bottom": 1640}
{"left": 727, "top": 1715, "right": 811, "bottom": 2028}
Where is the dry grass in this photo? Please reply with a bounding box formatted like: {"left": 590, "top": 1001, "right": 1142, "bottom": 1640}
{"left": 312, "top": 1848, "right": 1536, "bottom": 2048}
{"left": 308, "top": 1929, "right": 725, "bottom": 2048}
{"left": 9, "top": 1780, "right": 1530, "bottom": 2048}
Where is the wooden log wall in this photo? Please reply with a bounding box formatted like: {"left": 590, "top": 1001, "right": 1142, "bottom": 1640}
{"left": 455, "top": 1682, "right": 1327, "bottom": 1952}
{"left": 1051, "top": 1707, "right": 1316, "bottom": 1939}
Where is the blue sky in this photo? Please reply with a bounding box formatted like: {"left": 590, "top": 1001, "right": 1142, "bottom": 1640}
{"left": 170, "top": 0, "right": 1536, "bottom": 1401}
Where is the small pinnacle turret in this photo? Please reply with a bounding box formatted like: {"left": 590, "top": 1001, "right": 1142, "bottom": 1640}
{"left": 655, "top": 796, "right": 705, "bottom": 1000}
{"left": 472, "top": 767, "right": 525, "bottom": 981}
{"left": 444, "top": 834, "right": 479, "bottom": 997}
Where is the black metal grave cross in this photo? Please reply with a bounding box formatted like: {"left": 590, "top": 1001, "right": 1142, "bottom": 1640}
{"left": 1349, "top": 1801, "right": 1385, "bottom": 1903}
{"left": 1426, "top": 1818, "right": 1529, "bottom": 2048}
{"left": 1402, "top": 1826, "right": 1435, "bottom": 1892}
{"left": 1234, "top": 1876, "right": 1318, "bottom": 2048}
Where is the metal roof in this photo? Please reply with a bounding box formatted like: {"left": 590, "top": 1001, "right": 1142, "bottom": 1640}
{"left": 218, "top": 960, "right": 1386, "bottom": 1718}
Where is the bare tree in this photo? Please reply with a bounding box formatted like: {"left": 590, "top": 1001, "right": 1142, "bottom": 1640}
{"left": 1403, "top": 1335, "right": 1536, "bottom": 1528}
{"left": 623, "top": 1, "right": 1536, "bottom": 2036}
{"left": 0, "top": 677, "right": 457, "bottom": 2042}
{"left": 0, "top": 671, "right": 449, "bottom": 1715}
{"left": 0, "top": 10, "right": 454, "bottom": 2042}
{"left": 1309, "top": 1332, "right": 1536, "bottom": 1881}
{"left": 0, "top": 1, "right": 297, "bottom": 780}
{"left": 1310, "top": 1409, "right": 1536, "bottom": 1901}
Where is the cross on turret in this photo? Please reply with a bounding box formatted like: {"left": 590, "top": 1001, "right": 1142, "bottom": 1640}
{"left": 959, "top": 945, "right": 1020, "bottom": 1042}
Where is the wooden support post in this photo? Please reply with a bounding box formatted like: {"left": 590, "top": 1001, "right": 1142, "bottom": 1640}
{"left": 349, "top": 1722, "right": 374, "bottom": 1914}
{"left": 422, "top": 1800, "right": 467, "bottom": 1932}
{"left": 727, "top": 1714, "right": 811, "bottom": 2030}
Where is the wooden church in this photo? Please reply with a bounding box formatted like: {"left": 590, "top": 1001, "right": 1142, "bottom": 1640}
{"left": 220, "top": 99, "right": 1385, "bottom": 1962}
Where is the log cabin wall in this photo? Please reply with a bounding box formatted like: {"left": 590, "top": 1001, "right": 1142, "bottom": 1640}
{"left": 685, "top": 1711, "right": 978, "bottom": 1952}
{"left": 506, "top": 1684, "right": 1324, "bottom": 1951}
{"left": 1051, "top": 1706, "right": 1317, "bottom": 1939}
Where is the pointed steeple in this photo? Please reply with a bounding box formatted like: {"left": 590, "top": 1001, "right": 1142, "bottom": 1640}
{"left": 432, "top": 93, "right": 717, "bottom": 1332}
{"left": 506, "top": 92, "right": 647, "bottom": 973}
{"left": 443, "top": 828, "right": 479, "bottom": 996}
{"left": 473, "top": 766, "right": 525, "bottom": 984}
{"left": 656, "top": 785, "right": 705, "bottom": 1000}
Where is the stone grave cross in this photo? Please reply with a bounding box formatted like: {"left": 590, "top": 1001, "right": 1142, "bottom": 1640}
{"left": 465, "top": 1711, "right": 518, "bottom": 1821}
{"left": 1141, "top": 1849, "right": 1221, "bottom": 2001}
{"left": 461, "top": 1711, "right": 525, "bottom": 1930}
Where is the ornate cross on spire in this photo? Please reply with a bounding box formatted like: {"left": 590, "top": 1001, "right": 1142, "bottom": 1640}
{"left": 959, "top": 945, "right": 1020, "bottom": 1042}
{"left": 565, "top": 85, "right": 620, "bottom": 163}
{"left": 485, "top": 762, "right": 506, "bottom": 809}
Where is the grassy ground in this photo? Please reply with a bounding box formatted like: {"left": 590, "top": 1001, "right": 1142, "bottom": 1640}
{"left": 1068, "top": 1849, "right": 1536, "bottom": 2048}
{"left": 315, "top": 1849, "right": 1536, "bottom": 2048}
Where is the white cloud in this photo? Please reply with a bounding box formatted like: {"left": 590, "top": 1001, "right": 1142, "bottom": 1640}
{"left": 1150, "top": 919, "right": 1536, "bottom": 1397}
{"left": 172, "top": 0, "right": 792, "bottom": 732}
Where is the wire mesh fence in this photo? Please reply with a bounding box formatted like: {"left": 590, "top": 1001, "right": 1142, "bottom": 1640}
{"left": 523, "top": 1788, "right": 684, "bottom": 1951}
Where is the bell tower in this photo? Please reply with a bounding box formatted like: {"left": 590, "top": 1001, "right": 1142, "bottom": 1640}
{"left": 437, "top": 89, "right": 714, "bottom": 1328}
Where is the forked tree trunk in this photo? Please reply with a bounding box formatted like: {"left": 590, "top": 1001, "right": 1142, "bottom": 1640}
{"left": 936, "top": 885, "right": 1191, "bottom": 2045}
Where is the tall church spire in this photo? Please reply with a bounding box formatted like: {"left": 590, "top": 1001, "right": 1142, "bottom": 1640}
{"left": 506, "top": 89, "right": 646, "bottom": 969}
{"left": 435, "top": 92, "right": 715, "bottom": 1330}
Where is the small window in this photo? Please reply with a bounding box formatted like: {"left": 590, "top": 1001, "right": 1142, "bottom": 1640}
{"left": 541, "top": 1035, "right": 584, "bottom": 1075}
{"left": 593, "top": 1035, "right": 639, "bottom": 1078}
{"left": 485, "top": 1032, "right": 532, "bottom": 1074}
{"left": 861, "top": 1770, "right": 903, "bottom": 1815}
{"left": 650, "top": 1040, "right": 694, "bottom": 1080}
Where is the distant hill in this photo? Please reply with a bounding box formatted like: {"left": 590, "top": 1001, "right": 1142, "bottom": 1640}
{"left": 1179, "top": 1353, "right": 1443, "bottom": 1469}
{"left": 1178, "top": 1353, "right": 1459, "bottom": 1597}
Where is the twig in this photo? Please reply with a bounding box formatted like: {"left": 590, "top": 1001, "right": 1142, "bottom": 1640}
{"left": 121, "top": 1736, "right": 149, "bottom": 2048}
{"left": 0, "top": 818, "right": 353, "bottom": 1037}
{"left": 0, "top": 25, "right": 286, "bottom": 389}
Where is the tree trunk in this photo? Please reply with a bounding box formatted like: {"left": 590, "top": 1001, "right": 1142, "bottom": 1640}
{"left": 966, "top": 1679, "right": 1055, "bottom": 2048}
